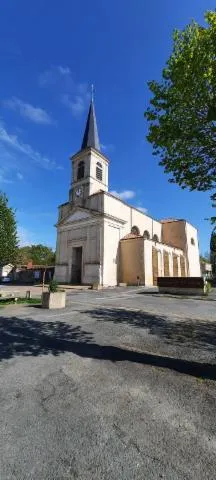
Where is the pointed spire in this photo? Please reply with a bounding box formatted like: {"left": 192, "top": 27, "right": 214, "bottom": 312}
{"left": 81, "top": 90, "right": 100, "bottom": 151}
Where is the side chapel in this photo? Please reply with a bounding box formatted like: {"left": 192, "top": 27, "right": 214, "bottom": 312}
{"left": 54, "top": 98, "right": 201, "bottom": 286}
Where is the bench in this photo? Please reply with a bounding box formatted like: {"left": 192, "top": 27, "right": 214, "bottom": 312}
{"left": 0, "top": 290, "right": 32, "bottom": 302}
{"left": 0, "top": 291, "right": 20, "bottom": 303}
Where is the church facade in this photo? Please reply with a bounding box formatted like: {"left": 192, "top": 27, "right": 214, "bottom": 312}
{"left": 54, "top": 99, "right": 201, "bottom": 286}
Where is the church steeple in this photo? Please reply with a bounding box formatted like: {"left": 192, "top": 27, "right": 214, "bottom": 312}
{"left": 81, "top": 96, "right": 100, "bottom": 151}
{"left": 69, "top": 91, "right": 109, "bottom": 204}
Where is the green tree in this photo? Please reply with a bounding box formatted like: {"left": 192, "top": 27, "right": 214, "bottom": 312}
{"left": 30, "top": 244, "right": 55, "bottom": 265}
{"left": 16, "top": 246, "right": 32, "bottom": 265}
{"left": 200, "top": 254, "right": 210, "bottom": 264}
{"left": 145, "top": 11, "right": 216, "bottom": 223}
{"left": 0, "top": 192, "right": 18, "bottom": 264}
{"left": 210, "top": 230, "right": 216, "bottom": 275}
{"left": 17, "top": 244, "right": 55, "bottom": 265}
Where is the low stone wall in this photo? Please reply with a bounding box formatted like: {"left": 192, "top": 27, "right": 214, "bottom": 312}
{"left": 157, "top": 277, "right": 205, "bottom": 295}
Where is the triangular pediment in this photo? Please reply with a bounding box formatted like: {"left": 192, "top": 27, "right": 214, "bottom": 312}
{"left": 65, "top": 210, "right": 91, "bottom": 223}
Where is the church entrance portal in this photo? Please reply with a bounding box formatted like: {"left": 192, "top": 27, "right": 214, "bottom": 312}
{"left": 71, "top": 247, "right": 82, "bottom": 284}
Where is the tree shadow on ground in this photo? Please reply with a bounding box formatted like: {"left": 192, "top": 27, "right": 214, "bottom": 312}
{"left": 0, "top": 316, "right": 93, "bottom": 360}
{"left": 82, "top": 308, "right": 216, "bottom": 352}
{"left": 0, "top": 314, "right": 216, "bottom": 380}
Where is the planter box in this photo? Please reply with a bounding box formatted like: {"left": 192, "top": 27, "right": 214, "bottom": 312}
{"left": 92, "top": 283, "right": 103, "bottom": 290}
{"left": 42, "top": 291, "right": 66, "bottom": 309}
{"left": 157, "top": 277, "right": 205, "bottom": 296}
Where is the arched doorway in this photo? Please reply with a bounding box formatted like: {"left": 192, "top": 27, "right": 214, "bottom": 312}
{"left": 71, "top": 247, "right": 83, "bottom": 284}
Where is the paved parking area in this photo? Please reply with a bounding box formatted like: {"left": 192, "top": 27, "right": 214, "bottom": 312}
{"left": 0, "top": 288, "right": 216, "bottom": 479}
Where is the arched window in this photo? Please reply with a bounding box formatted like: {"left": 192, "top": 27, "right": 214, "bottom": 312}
{"left": 131, "top": 226, "right": 140, "bottom": 235}
{"left": 153, "top": 234, "right": 159, "bottom": 243}
{"left": 143, "top": 230, "right": 150, "bottom": 240}
{"left": 77, "top": 161, "right": 85, "bottom": 180}
{"left": 96, "top": 162, "right": 103, "bottom": 181}
{"left": 191, "top": 238, "right": 195, "bottom": 245}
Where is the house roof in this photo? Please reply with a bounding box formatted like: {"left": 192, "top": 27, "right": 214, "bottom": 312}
{"left": 16, "top": 264, "right": 55, "bottom": 269}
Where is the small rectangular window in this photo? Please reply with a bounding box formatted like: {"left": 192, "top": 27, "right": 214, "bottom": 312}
{"left": 96, "top": 166, "right": 102, "bottom": 181}
{"left": 77, "top": 161, "right": 85, "bottom": 180}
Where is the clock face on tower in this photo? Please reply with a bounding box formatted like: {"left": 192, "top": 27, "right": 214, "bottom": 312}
{"left": 75, "top": 187, "right": 83, "bottom": 198}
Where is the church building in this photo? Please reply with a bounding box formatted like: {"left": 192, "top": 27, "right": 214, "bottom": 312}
{"left": 54, "top": 98, "right": 201, "bottom": 286}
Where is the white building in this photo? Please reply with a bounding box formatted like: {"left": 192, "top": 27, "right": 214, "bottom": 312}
{"left": 54, "top": 98, "right": 201, "bottom": 286}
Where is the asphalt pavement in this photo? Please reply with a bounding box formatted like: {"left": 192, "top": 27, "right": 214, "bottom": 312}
{"left": 0, "top": 288, "right": 216, "bottom": 479}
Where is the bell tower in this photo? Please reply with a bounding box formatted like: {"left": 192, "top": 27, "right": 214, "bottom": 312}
{"left": 69, "top": 94, "right": 109, "bottom": 206}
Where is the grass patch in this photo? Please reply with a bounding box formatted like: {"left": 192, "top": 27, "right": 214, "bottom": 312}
{"left": 204, "top": 281, "right": 212, "bottom": 296}
{"left": 0, "top": 297, "right": 41, "bottom": 307}
{"left": 196, "top": 377, "right": 205, "bottom": 384}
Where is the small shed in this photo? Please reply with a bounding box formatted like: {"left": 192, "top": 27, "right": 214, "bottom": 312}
{"left": 0, "top": 264, "right": 14, "bottom": 279}
{"left": 201, "top": 262, "right": 212, "bottom": 279}
{"left": 14, "top": 265, "right": 55, "bottom": 284}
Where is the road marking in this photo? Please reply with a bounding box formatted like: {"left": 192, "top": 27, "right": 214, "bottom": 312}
{"left": 94, "top": 288, "right": 155, "bottom": 300}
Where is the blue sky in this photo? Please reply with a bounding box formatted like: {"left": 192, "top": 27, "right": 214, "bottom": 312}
{"left": 0, "top": 0, "right": 214, "bottom": 254}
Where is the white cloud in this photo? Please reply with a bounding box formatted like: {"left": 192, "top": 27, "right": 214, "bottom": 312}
{"left": 17, "top": 226, "right": 34, "bottom": 246}
{"left": 39, "top": 66, "right": 90, "bottom": 117}
{"left": 0, "top": 166, "right": 25, "bottom": 184}
{"left": 17, "top": 209, "right": 55, "bottom": 220}
{"left": 39, "top": 65, "right": 74, "bottom": 88}
{"left": 0, "top": 123, "right": 57, "bottom": 170}
{"left": 110, "top": 190, "right": 136, "bottom": 200}
{"left": 61, "top": 94, "right": 87, "bottom": 117}
{"left": 136, "top": 206, "right": 148, "bottom": 214}
{"left": 17, "top": 224, "right": 55, "bottom": 249}
{"left": 0, "top": 168, "right": 13, "bottom": 184}
{"left": 101, "top": 143, "right": 115, "bottom": 153}
{"left": 17, "top": 172, "right": 23, "bottom": 180}
{"left": 38, "top": 70, "right": 55, "bottom": 87}
{"left": 57, "top": 65, "right": 71, "bottom": 76}
{"left": 4, "top": 97, "right": 54, "bottom": 125}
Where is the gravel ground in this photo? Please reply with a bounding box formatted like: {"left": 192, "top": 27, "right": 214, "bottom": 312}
{"left": 0, "top": 288, "right": 216, "bottom": 479}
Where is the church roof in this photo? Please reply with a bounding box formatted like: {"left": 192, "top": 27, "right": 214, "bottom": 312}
{"left": 121, "top": 232, "right": 142, "bottom": 240}
{"left": 81, "top": 99, "right": 100, "bottom": 151}
{"left": 160, "top": 218, "right": 182, "bottom": 223}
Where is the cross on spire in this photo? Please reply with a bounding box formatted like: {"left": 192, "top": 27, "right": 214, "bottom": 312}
{"left": 91, "top": 84, "right": 95, "bottom": 102}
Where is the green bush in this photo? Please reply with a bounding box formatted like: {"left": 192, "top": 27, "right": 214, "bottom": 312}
{"left": 49, "top": 280, "right": 59, "bottom": 293}
{"left": 204, "top": 280, "right": 212, "bottom": 296}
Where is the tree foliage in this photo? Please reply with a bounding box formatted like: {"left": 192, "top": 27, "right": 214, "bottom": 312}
{"left": 145, "top": 11, "right": 216, "bottom": 221}
{"left": 17, "top": 244, "right": 55, "bottom": 265}
{"left": 200, "top": 254, "right": 210, "bottom": 264}
{"left": 0, "top": 192, "right": 18, "bottom": 265}
{"left": 210, "top": 230, "right": 216, "bottom": 275}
